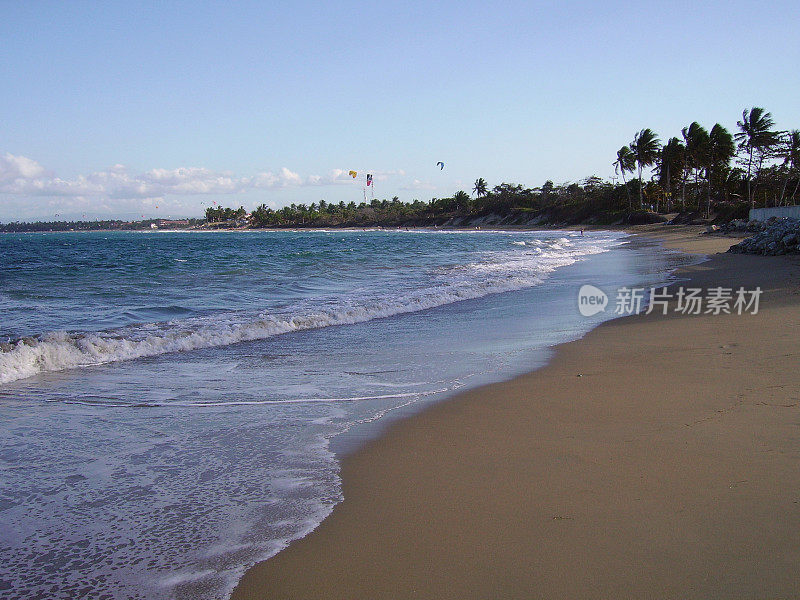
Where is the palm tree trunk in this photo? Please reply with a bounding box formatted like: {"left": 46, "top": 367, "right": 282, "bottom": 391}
{"left": 753, "top": 153, "right": 766, "bottom": 207}
{"left": 681, "top": 175, "right": 687, "bottom": 211}
{"left": 779, "top": 175, "right": 789, "bottom": 206}
{"left": 621, "top": 172, "right": 631, "bottom": 210}
{"left": 638, "top": 165, "right": 643, "bottom": 210}
{"left": 746, "top": 147, "right": 754, "bottom": 208}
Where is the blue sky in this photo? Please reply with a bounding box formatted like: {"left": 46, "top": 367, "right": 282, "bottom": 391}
{"left": 1, "top": 0, "right": 798, "bottom": 220}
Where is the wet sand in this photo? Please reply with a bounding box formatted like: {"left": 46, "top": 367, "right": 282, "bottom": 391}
{"left": 232, "top": 225, "right": 800, "bottom": 599}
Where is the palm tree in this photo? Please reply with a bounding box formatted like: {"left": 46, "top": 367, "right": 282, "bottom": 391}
{"left": 736, "top": 107, "right": 780, "bottom": 207}
{"left": 614, "top": 145, "right": 635, "bottom": 209}
{"left": 472, "top": 178, "right": 488, "bottom": 197}
{"left": 453, "top": 190, "right": 471, "bottom": 212}
{"left": 658, "top": 137, "right": 685, "bottom": 212}
{"left": 630, "top": 129, "right": 661, "bottom": 209}
{"left": 705, "top": 124, "right": 735, "bottom": 217}
{"left": 681, "top": 122, "right": 709, "bottom": 208}
{"left": 780, "top": 130, "right": 800, "bottom": 205}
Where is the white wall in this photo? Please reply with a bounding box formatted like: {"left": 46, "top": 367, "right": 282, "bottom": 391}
{"left": 749, "top": 206, "right": 800, "bottom": 221}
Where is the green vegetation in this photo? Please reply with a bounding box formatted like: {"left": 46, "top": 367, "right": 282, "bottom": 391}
{"left": 239, "top": 106, "right": 797, "bottom": 228}
{"left": 244, "top": 179, "right": 658, "bottom": 228}
{"left": 3, "top": 106, "right": 797, "bottom": 232}
{"left": 613, "top": 145, "right": 635, "bottom": 209}
{"left": 630, "top": 128, "right": 661, "bottom": 210}
{"left": 472, "top": 178, "right": 488, "bottom": 197}
{"left": 204, "top": 205, "right": 247, "bottom": 223}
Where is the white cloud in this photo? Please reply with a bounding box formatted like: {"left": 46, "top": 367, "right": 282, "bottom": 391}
{"left": 0, "top": 154, "right": 403, "bottom": 202}
{"left": 264, "top": 168, "right": 357, "bottom": 187}
{"left": 373, "top": 169, "right": 406, "bottom": 181}
{"left": 277, "top": 167, "right": 302, "bottom": 186}
{"left": 399, "top": 179, "right": 437, "bottom": 191}
{"left": 0, "top": 153, "right": 48, "bottom": 182}
{"left": 250, "top": 171, "right": 279, "bottom": 188}
{"left": 250, "top": 167, "right": 320, "bottom": 188}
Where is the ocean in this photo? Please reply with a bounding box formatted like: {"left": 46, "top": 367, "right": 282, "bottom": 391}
{"left": 0, "top": 229, "right": 695, "bottom": 599}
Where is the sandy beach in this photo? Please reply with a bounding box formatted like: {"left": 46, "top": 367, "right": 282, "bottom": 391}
{"left": 232, "top": 226, "right": 800, "bottom": 600}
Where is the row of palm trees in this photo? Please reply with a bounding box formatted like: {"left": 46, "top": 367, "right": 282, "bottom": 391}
{"left": 614, "top": 107, "right": 799, "bottom": 217}
{"left": 210, "top": 107, "right": 797, "bottom": 229}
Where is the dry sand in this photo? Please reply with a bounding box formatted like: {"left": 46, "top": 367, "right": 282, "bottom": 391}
{"left": 232, "top": 226, "right": 800, "bottom": 599}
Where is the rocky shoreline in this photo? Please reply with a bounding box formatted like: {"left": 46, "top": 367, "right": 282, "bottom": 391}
{"left": 725, "top": 217, "right": 800, "bottom": 255}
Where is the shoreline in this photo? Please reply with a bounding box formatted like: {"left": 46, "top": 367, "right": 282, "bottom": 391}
{"left": 327, "top": 231, "right": 682, "bottom": 462}
{"left": 0, "top": 222, "right": 749, "bottom": 238}
{"left": 231, "top": 225, "right": 800, "bottom": 599}
{"left": 325, "top": 230, "right": 694, "bottom": 461}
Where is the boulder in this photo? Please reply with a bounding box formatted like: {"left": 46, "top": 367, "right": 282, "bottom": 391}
{"left": 728, "top": 217, "right": 800, "bottom": 255}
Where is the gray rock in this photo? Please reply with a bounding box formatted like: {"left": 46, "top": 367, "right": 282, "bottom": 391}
{"left": 728, "top": 216, "right": 800, "bottom": 255}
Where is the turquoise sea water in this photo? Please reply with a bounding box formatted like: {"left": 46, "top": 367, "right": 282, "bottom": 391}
{"left": 0, "top": 229, "right": 694, "bottom": 599}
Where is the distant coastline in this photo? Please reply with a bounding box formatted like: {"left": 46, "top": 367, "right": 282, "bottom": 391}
{"left": 0, "top": 218, "right": 205, "bottom": 233}
{"left": 9, "top": 106, "right": 796, "bottom": 234}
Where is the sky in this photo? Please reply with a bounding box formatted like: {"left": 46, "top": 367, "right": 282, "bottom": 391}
{"left": 1, "top": 0, "right": 799, "bottom": 221}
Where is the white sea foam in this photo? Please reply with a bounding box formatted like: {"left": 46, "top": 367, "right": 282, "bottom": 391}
{"left": 4, "top": 229, "right": 676, "bottom": 600}
{"left": 60, "top": 389, "right": 449, "bottom": 408}
{"left": 0, "top": 235, "right": 623, "bottom": 385}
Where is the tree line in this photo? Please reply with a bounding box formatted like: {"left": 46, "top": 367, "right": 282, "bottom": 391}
{"left": 614, "top": 107, "right": 798, "bottom": 217}
{"left": 5, "top": 106, "right": 795, "bottom": 232}
{"left": 225, "top": 106, "right": 796, "bottom": 228}
{"left": 242, "top": 179, "right": 656, "bottom": 228}
{"left": 204, "top": 205, "right": 247, "bottom": 223}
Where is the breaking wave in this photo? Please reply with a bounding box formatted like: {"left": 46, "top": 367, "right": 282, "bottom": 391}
{"left": 0, "top": 236, "right": 620, "bottom": 385}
